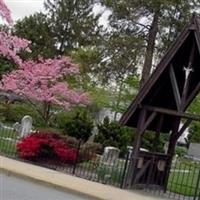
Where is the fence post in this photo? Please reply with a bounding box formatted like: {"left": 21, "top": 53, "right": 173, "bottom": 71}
{"left": 72, "top": 140, "right": 81, "bottom": 175}
{"left": 120, "top": 150, "right": 130, "bottom": 189}
{"left": 194, "top": 169, "right": 200, "bottom": 200}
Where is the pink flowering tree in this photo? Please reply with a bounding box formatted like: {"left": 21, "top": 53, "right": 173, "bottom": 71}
{"left": 0, "top": 0, "right": 89, "bottom": 125}
{"left": 0, "top": 56, "right": 90, "bottom": 124}
{"left": 0, "top": 0, "right": 30, "bottom": 65}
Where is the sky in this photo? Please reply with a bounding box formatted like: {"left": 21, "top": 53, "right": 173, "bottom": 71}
{"left": 4, "top": 0, "right": 45, "bottom": 21}
{"left": 3, "top": 0, "right": 110, "bottom": 25}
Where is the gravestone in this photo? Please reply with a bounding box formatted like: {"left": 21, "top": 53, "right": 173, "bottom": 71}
{"left": 101, "top": 146, "right": 120, "bottom": 166}
{"left": 20, "top": 115, "right": 33, "bottom": 137}
{"left": 13, "top": 122, "right": 21, "bottom": 132}
{"left": 127, "top": 146, "right": 149, "bottom": 159}
{"left": 13, "top": 115, "right": 33, "bottom": 138}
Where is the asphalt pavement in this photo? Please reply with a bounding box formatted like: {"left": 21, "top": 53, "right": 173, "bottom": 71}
{"left": 0, "top": 172, "right": 89, "bottom": 200}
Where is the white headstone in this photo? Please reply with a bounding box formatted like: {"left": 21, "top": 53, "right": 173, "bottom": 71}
{"left": 13, "top": 122, "right": 21, "bottom": 132}
{"left": 20, "top": 115, "right": 33, "bottom": 137}
{"left": 127, "top": 146, "right": 149, "bottom": 159}
{"left": 101, "top": 146, "right": 120, "bottom": 166}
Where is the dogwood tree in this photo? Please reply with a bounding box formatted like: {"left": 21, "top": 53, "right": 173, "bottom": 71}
{"left": 0, "top": 1, "right": 90, "bottom": 124}
{"left": 0, "top": 56, "right": 90, "bottom": 124}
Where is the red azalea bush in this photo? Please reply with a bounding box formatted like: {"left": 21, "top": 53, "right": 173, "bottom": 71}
{"left": 17, "top": 132, "right": 77, "bottom": 164}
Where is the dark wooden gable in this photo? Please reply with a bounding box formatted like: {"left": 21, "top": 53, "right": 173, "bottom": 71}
{"left": 120, "top": 15, "right": 200, "bottom": 133}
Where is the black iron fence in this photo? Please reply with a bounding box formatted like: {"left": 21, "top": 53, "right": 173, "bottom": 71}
{"left": 0, "top": 126, "right": 200, "bottom": 200}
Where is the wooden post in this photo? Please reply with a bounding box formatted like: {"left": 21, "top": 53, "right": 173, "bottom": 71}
{"left": 167, "top": 117, "right": 180, "bottom": 157}
{"left": 164, "top": 117, "right": 181, "bottom": 191}
{"left": 125, "top": 108, "right": 147, "bottom": 188}
{"left": 153, "top": 114, "right": 164, "bottom": 151}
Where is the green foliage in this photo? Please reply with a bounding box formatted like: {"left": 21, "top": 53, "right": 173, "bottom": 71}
{"left": 188, "top": 122, "right": 200, "bottom": 143}
{"left": 44, "top": 0, "right": 102, "bottom": 54}
{"left": 142, "top": 131, "right": 169, "bottom": 153}
{"left": 71, "top": 47, "right": 102, "bottom": 82}
{"left": 13, "top": 12, "right": 56, "bottom": 59}
{"left": 63, "top": 110, "right": 94, "bottom": 142}
{"left": 0, "top": 56, "right": 17, "bottom": 77}
{"left": 0, "top": 26, "right": 18, "bottom": 75}
{"left": 187, "top": 95, "right": 200, "bottom": 143}
{"left": 53, "top": 111, "right": 71, "bottom": 129}
{"left": 94, "top": 117, "right": 133, "bottom": 154}
{"left": 175, "top": 146, "right": 187, "bottom": 157}
{"left": 0, "top": 103, "right": 45, "bottom": 127}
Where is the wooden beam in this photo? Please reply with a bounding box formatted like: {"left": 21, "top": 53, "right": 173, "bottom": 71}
{"left": 120, "top": 24, "right": 191, "bottom": 126}
{"left": 141, "top": 112, "right": 157, "bottom": 135}
{"left": 133, "top": 160, "right": 152, "bottom": 184}
{"left": 153, "top": 114, "right": 164, "bottom": 151}
{"left": 125, "top": 109, "right": 147, "bottom": 188}
{"left": 184, "top": 82, "right": 200, "bottom": 109}
{"left": 181, "top": 40, "right": 196, "bottom": 109}
{"left": 169, "top": 65, "right": 181, "bottom": 110}
{"left": 175, "top": 118, "right": 193, "bottom": 140}
{"left": 140, "top": 105, "right": 200, "bottom": 121}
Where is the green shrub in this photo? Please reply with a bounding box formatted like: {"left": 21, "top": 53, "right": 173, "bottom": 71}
{"left": 52, "top": 111, "right": 71, "bottom": 129}
{"left": 63, "top": 110, "right": 94, "bottom": 142}
{"left": 141, "top": 131, "right": 168, "bottom": 153}
{"left": 175, "top": 146, "right": 187, "bottom": 157}
{"left": 79, "top": 142, "right": 102, "bottom": 162}
{"left": 0, "top": 103, "right": 44, "bottom": 127}
{"left": 94, "top": 117, "right": 133, "bottom": 155}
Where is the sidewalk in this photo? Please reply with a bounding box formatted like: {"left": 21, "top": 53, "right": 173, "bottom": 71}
{"left": 0, "top": 156, "right": 166, "bottom": 200}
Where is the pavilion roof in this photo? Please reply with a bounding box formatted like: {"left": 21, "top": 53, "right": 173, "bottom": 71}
{"left": 120, "top": 14, "right": 200, "bottom": 133}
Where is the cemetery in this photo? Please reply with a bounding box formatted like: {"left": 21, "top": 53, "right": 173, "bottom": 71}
{"left": 0, "top": 1, "right": 200, "bottom": 200}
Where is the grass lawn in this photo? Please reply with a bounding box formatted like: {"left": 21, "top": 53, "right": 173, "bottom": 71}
{"left": 168, "top": 168, "right": 200, "bottom": 196}
{"left": 0, "top": 127, "right": 18, "bottom": 156}
{"left": 77, "top": 156, "right": 126, "bottom": 186}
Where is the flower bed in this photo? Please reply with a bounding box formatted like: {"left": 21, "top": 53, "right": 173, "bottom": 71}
{"left": 17, "top": 132, "right": 77, "bottom": 164}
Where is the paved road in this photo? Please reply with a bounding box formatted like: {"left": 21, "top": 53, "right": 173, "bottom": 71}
{"left": 0, "top": 172, "right": 89, "bottom": 200}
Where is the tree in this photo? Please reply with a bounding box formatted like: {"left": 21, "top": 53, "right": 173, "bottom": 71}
{"left": 101, "top": 0, "right": 200, "bottom": 87}
{"left": 64, "top": 109, "right": 94, "bottom": 142}
{"left": 94, "top": 117, "right": 133, "bottom": 154}
{"left": 44, "top": 0, "right": 102, "bottom": 54}
{"left": 188, "top": 122, "right": 200, "bottom": 143}
{"left": 13, "top": 13, "right": 57, "bottom": 60}
{"left": 187, "top": 95, "right": 200, "bottom": 143}
{"left": 0, "top": 56, "right": 90, "bottom": 125}
{"left": 0, "top": 0, "right": 30, "bottom": 71}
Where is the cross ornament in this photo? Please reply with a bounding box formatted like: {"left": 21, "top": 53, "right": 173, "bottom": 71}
{"left": 183, "top": 66, "right": 193, "bottom": 81}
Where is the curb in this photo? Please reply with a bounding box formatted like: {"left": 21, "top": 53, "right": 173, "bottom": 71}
{"left": 0, "top": 156, "right": 163, "bottom": 200}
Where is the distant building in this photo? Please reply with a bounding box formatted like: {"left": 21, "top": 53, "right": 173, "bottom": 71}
{"left": 95, "top": 108, "right": 122, "bottom": 123}
{"left": 188, "top": 143, "right": 200, "bottom": 160}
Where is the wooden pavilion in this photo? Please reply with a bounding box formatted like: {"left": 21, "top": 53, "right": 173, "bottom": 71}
{"left": 120, "top": 14, "right": 200, "bottom": 189}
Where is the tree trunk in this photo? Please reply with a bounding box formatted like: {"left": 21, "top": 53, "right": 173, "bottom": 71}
{"left": 140, "top": 11, "right": 160, "bottom": 88}
{"left": 113, "top": 82, "right": 124, "bottom": 121}
{"left": 43, "top": 102, "right": 51, "bottom": 126}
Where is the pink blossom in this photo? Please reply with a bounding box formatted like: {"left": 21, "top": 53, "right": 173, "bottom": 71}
{"left": 0, "top": 0, "right": 12, "bottom": 24}
{"left": 1, "top": 57, "right": 90, "bottom": 108}
{"left": 0, "top": 1, "right": 31, "bottom": 65}
{"left": 0, "top": 31, "right": 31, "bottom": 65}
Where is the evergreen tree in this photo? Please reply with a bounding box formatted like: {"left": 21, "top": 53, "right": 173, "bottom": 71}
{"left": 13, "top": 13, "right": 56, "bottom": 59}
{"left": 44, "top": 0, "right": 103, "bottom": 54}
